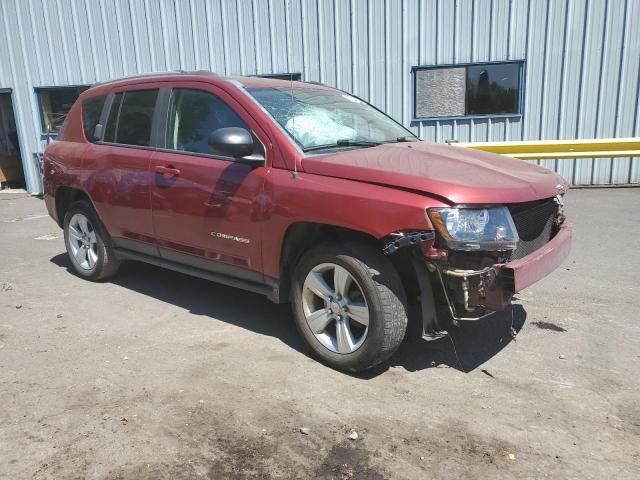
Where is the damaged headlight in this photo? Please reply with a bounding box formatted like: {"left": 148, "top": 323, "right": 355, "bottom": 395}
{"left": 427, "top": 206, "right": 519, "bottom": 251}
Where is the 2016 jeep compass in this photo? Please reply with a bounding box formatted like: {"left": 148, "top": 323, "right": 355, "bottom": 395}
{"left": 43, "top": 72, "right": 572, "bottom": 372}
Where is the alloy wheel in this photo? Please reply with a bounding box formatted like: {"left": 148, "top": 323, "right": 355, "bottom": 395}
{"left": 301, "top": 263, "right": 370, "bottom": 354}
{"left": 67, "top": 213, "right": 98, "bottom": 271}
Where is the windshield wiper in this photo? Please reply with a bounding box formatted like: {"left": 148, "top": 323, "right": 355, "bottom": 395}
{"left": 303, "top": 139, "right": 382, "bottom": 152}
{"left": 384, "top": 136, "right": 419, "bottom": 143}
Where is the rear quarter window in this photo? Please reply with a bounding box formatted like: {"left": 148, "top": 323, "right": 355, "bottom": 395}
{"left": 82, "top": 95, "right": 107, "bottom": 142}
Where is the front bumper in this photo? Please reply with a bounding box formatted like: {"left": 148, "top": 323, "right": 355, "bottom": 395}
{"left": 435, "top": 221, "right": 573, "bottom": 319}
{"left": 496, "top": 221, "right": 573, "bottom": 293}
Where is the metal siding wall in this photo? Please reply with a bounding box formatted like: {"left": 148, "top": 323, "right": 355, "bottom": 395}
{"left": 0, "top": 0, "right": 638, "bottom": 193}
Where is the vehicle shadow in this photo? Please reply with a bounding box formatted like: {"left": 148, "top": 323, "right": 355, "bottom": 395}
{"left": 50, "top": 254, "right": 526, "bottom": 378}
{"left": 362, "top": 304, "right": 527, "bottom": 379}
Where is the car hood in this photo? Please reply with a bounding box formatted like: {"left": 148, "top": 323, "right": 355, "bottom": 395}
{"left": 301, "top": 142, "right": 567, "bottom": 204}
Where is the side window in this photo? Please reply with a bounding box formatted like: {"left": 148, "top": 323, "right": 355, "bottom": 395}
{"left": 104, "top": 90, "right": 158, "bottom": 146}
{"left": 82, "top": 95, "right": 107, "bottom": 142}
{"left": 116, "top": 90, "right": 158, "bottom": 146}
{"left": 168, "top": 89, "right": 249, "bottom": 156}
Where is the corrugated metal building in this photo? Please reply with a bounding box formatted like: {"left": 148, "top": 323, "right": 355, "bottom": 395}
{"left": 0, "top": 0, "right": 638, "bottom": 194}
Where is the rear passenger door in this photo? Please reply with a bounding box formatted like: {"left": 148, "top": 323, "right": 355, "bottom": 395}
{"left": 149, "top": 83, "right": 268, "bottom": 282}
{"left": 85, "top": 87, "right": 164, "bottom": 255}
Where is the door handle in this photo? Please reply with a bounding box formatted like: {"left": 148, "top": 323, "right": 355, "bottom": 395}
{"left": 155, "top": 165, "right": 181, "bottom": 179}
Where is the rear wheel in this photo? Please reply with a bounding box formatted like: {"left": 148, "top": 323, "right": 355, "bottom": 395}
{"left": 63, "top": 200, "right": 120, "bottom": 281}
{"left": 291, "top": 243, "right": 408, "bottom": 372}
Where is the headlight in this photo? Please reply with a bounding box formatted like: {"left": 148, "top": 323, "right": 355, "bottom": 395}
{"left": 427, "top": 206, "right": 519, "bottom": 251}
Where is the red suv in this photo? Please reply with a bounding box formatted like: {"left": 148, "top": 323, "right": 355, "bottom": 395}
{"left": 44, "top": 72, "right": 572, "bottom": 372}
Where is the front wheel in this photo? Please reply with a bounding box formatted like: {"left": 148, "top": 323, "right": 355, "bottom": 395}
{"left": 291, "top": 243, "right": 408, "bottom": 372}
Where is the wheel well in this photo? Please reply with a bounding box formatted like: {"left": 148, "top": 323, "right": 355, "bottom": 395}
{"left": 55, "top": 187, "right": 89, "bottom": 227}
{"left": 277, "top": 223, "right": 378, "bottom": 302}
{"left": 277, "top": 222, "right": 422, "bottom": 303}
{"left": 277, "top": 222, "right": 421, "bottom": 331}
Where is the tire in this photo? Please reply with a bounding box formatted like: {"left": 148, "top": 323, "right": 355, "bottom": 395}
{"left": 291, "top": 242, "right": 408, "bottom": 372}
{"left": 63, "top": 200, "right": 120, "bottom": 281}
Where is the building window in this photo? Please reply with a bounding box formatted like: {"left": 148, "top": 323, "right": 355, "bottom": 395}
{"left": 255, "top": 73, "right": 302, "bottom": 81}
{"left": 412, "top": 61, "right": 523, "bottom": 120}
{"left": 36, "top": 86, "right": 89, "bottom": 133}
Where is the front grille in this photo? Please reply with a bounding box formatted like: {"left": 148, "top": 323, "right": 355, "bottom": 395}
{"left": 508, "top": 198, "right": 559, "bottom": 260}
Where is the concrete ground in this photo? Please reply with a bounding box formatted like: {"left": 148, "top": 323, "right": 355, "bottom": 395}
{"left": 0, "top": 188, "right": 639, "bottom": 479}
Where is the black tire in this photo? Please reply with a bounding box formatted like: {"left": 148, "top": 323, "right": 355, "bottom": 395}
{"left": 63, "top": 200, "right": 120, "bottom": 281}
{"left": 291, "top": 242, "right": 408, "bottom": 372}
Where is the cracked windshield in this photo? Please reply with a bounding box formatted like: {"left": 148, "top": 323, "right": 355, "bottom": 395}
{"left": 248, "top": 86, "right": 416, "bottom": 151}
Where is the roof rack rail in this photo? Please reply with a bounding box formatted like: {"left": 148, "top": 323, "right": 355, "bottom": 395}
{"left": 94, "top": 70, "right": 219, "bottom": 87}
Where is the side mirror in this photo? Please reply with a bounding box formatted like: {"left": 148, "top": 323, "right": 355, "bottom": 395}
{"left": 208, "top": 127, "right": 259, "bottom": 160}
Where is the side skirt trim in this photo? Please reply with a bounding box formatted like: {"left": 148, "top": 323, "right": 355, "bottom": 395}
{"left": 114, "top": 247, "right": 278, "bottom": 300}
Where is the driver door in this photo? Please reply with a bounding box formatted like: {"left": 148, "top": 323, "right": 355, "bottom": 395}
{"left": 150, "top": 83, "right": 267, "bottom": 281}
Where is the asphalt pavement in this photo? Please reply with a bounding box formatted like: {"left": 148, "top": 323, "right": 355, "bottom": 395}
{"left": 0, "top": 188, "right": 639, "bottom": 479}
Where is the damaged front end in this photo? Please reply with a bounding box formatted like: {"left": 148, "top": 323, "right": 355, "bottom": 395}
{"left": 430, "top": 254, "right": 513, "bottom": 322}
{"left": 383, "top": 196, "right": 572, "bottom": 338}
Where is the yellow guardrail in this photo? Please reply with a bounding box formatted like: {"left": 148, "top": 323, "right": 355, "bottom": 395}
{"left": 450, "top": 137, "right": 640, "bottom": 159}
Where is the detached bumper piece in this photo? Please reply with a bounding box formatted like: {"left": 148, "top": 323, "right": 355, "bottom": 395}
{"left": 383, "top": 231, "right": 435, "bottom": 255}
{"left": 496, "top": 221, "right": 572, "bottom": 293}
{"left": 434, "top": 222, "right": 573, "bottom": 321}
